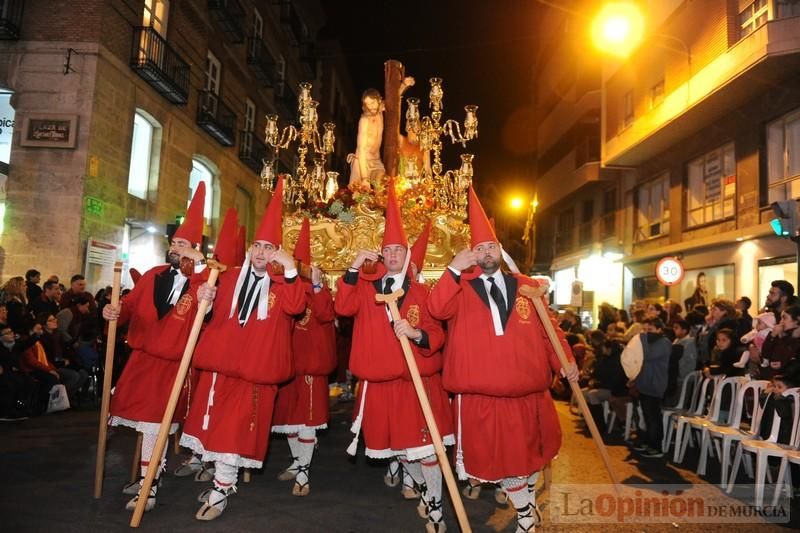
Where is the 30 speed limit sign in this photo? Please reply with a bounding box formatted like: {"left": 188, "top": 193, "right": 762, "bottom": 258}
{"left": 656, "top": 257, "right": 685, "bottom": 286}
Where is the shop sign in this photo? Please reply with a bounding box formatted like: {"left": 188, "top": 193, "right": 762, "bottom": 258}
{"left": 656, "top": 256, "right": 685, "bottom": 286}
{"left": 86, "top": 238, "right": 118, "bottom": 267}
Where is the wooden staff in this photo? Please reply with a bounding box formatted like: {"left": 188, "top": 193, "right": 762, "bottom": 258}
{"left": 518, "top": 284, "right": 621, "bottom": 489}
{"left": 131, "top": 264, "right": 224, "bottom": 527}
{"left": 375, "top": 289, "right": 472, "bottom": 533}
{"left": 94, "top": 261, "right": 123, "bottom": 499}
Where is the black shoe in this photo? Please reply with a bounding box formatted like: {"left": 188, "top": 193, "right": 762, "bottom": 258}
{"left": 641, "top": 447, "right": 665, "bottom": 458}
{"left": 631, "top": 442, "right": 648, "bottom": 452}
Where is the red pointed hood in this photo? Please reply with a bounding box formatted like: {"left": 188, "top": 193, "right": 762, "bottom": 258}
{"left": 410, "top": 219, "right": 431, "bottom": 273}
{"left": 254, "top": 176, "right": 284, "bottom": 245}
{"left": 381, "top": 178, "right": 408, "bottom": 249}
{"left": 129, "top": 268, "right": 142, "bottom": 285}
{"left": 214, "top": 208, "right": 239, "bottom": 268}
{"left": 173, "top": 181, "right": 205, "bottom": 244}
{"left": 293, "top": 218, "right": 311, "bottom": 265}
{"left": 236, "top": 226, "right": 246, "bottom": 267}
{"left": 468, "top": 184, "right": 498, "bottom": 248}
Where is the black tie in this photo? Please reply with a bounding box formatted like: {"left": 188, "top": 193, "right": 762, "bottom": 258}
{"left": 487, "top": 276, "right": 508, "bottom": 325}
{"left": 238, "top": 272, "right": 263, "bottom": 322}
{"left": 383, "top": 277, "right": 394, "bottom": 295}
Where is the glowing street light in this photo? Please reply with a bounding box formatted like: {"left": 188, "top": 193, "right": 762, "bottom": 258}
{"left": 509, "top": 196, "right": 525, "bottom": 211}
{"left": 591, "top": 2, "right": 645, "bottom": 57}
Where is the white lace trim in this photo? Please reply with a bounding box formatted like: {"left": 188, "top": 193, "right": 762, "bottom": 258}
{"left": 179, "top": 433, "right": 263, "bottom": 469}
{"left": 271, "top": 423, "right": 328, "bottom": 434}
{"left": 109, "top": 416, "right": 178, "bottom": 435}
{"left": 364, "top": 435, "right": 455, "bottom": 461}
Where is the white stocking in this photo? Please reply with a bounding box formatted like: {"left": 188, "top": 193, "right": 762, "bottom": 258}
{"left": 210, "top": 461, "right": 239, "bottom": 510}
{"left": 295, "top": 427, "right": 317, "bottom": 488}
{"left": 286, "top": 433, "right": 300, "bottom": 472}
{"left": 527, "top": 471, "right": 540, "bottom": 506}
{"left": 140, "top": 432, "right": 167, "bottom": 484}
{"left": 502, "top": 477, "right": 534, "bottom": 532}
{"left": 420, "top": 456, "right": 443, "bottom": 524}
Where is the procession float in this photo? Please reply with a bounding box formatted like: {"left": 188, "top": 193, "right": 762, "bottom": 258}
{"left": 258, "top": 60, "right": 479, "bottom": 279}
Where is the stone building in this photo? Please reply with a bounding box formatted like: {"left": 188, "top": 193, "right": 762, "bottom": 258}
{"left": 0, "top": 0, "right": 356, "bottom": 289}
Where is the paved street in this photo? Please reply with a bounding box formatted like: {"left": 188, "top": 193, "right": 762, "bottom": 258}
{"left": 1, "top": 398, "right": 797, "bottom": 532}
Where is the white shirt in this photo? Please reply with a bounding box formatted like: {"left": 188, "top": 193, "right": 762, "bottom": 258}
{"left": 166, "top": 268, "right": 188, "bottom": 306}
{"left": 480, "top": 270, "right": 507, "bottom": 336}
{"left": 380, "top": 272, "right": 405, "bottom": 321}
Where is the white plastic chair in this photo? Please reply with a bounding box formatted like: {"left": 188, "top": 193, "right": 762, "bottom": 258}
{"left": 705, "top": 379, "right": 768, "bottom": 487}
{"left": 661, "top": 371, "right": 702, "bottom": 452}
{"left": 676, "top": 375, "right": 741, "bottom": 467}
{"left": 691, "top": 376, "right": 749, "bottom": 475}
{"left": 606, "top": 399, "right": 645, "bottom": 441}
{"left": 771, "top": 392, "right": 800, "bottom": 506}
{"left": 672, "top": 375, "right": 722, "bottom": 463}
{"left": 727, "top": 388, "right": 800, "bottom": 508}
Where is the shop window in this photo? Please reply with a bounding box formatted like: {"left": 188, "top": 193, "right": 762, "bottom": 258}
{"left": 738, "top": 0, "right": 768, "bottom": 40}
{"left": 635, "top": 172, "right": 670, "bottom": 241}
{"left": 128, "top": 110, "right": 161, "bottom": 200}
{"left": 686, "top": 142, "right": 735, "bottom": 228}
{"left": 189, "top": 159, "right": 215, "bottom": 223}
{"left": 758, "top": 256, "right": 797, "bottom": 305}
{"left": 766, "top": 108, "right": 800, "bottom": 204}
{"left": 674, "top": 266, "right": 735, "bottom": 310}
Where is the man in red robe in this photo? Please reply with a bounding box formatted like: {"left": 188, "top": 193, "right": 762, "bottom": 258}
{"left": 428, "top": 185, "right": 578, "bottom": 533}
{"left": 103, "top": 183, "right": 209, "bottom": 512}
{"left": 335, "top": 181, "right": 452, "bottom": 533}
{"left": 272, "top": 218, "right": 337, "bottom": 497}
{"left": 180, "top": 177, "right": 306, "bottom": 521}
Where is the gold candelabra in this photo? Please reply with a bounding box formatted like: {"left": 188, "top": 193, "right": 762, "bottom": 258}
{"left": 405, "top": 77, "right": 478, "bottom": 216}
{"left": 260, "top": 82, "right": 338, "bottom": 206}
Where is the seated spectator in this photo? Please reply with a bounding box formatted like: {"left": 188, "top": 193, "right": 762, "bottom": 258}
{"left": 0, "top": 323, "right": 39, "bottom": 418}
{"left": 582, "top": 330, "right": 628, "bottom": 433}
{"left": 29, "top": 280, "right": 61, "bottom": 318}
{"left": 17, "top": 322, "right": 60, "bottom": 414}
{"left": 707, "top": 328, "right": 744, "bottom": 377}
{"left": 36, "top": 313, "right": 87, "bottom": 404}
{"left": 56, "top": 293, "right": 98, "bottom": 370}
{"left": 754, "top": 304, "right": 800, "bottom": 381}
{"left": 1, "top": 276, "right": 29, "bottom": 334}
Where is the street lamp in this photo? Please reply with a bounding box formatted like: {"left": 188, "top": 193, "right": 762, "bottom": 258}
{"left": 509, "top": 196, "right": 525, "bottom": 211}
{"left": 591, "top": 2, "right": 645, "bottom": 57}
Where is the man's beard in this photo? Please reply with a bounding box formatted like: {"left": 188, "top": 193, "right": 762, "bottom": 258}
{"left": 477, "top": 257, "right": 499, "bottom": 273}
{"left": 168, "top": 252, "right": 181, "bottom": 268}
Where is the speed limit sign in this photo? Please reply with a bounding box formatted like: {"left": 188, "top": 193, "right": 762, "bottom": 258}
{"left": 655, "top": 257, "right": 685, "bottom": 286}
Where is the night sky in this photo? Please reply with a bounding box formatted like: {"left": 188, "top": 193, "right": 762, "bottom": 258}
{"left": 320, "top": 0, "right": 545, "bottom": 220}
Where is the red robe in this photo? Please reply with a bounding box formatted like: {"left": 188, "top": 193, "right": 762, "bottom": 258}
{"left": 427, "top": 270, "right": 573, "bottom": 481}
{"left": 110, "top": 265, "right": 206, "bottom": 432}
{"left": 180, "top": 267, "right": 305, "bottom": 468}
{"left": 335, "top": 273, "right": 453, "bottom": 459}
{"left": 272, "top": 284, "right": 337, "bottom": 432}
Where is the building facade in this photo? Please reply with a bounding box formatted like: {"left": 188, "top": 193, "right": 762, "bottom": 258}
{"left": 0, "top": 0, "right": 356, "bottom": 289}
{"left": 535, "top": 0, "right": 800, "bottom": 323}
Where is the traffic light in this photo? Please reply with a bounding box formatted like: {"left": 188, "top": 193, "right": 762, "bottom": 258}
{"left": 770, "top": 200, "right": 799, "bottom": 239}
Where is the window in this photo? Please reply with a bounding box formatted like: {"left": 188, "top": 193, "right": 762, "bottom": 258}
{"left": 128, "top": 111, "right": 161, "bottom": 200}
{"left": 205, "top": 51, "right": 221, "bottom": 95}
{"left": 250, "top": 8, "right": 263, "bottom": 57}
{"left": 686, "top": 143, "right": 735, "bottom": 227}
{"left": 579, "top": 199, "right": 593, "bottom": 245}
{"left": 767, "top": 108, "right": 800, "bottom": 203}
{"left": 738, "top": 0, "right": 768, "bottom": 40}
{"left": 650, "top": 79, "right": 665, "bottom": 109}
{"left": 623, "top": 91, "right": 634, "bottom": 128}
{"left": 776, "top": 0, "right": 800, "bottom": 18}
{"left": 555, "top": 208, "right": 575, "bottom": 254}
{"left": 636, "top": 172, "right": 670, "bottom": 241}
{"left": 276, "top": 54, "right": 286, "bottom": 96}
{"left": 243, "top": 98, "right": 256, "bottom": 153}
{"left": 601, "top": 188, "right": 616, "bottom": 238}
{"left": 189, "top": 159, "right": 214, "bottom": 222}
{"left": 143, "top": 0, "right": 169, "bottom": 36}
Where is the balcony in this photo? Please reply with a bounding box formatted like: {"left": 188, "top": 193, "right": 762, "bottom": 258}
{"left": 275, "top": 0, "right": 304, "bottom": 46}
{"left": 197, "top": 90, "right": 236, "bottom": 146}
{"left": 578, "top": 221, "right": 593, "bottom": 247}
{"left": 239, "top": 131, "right": 270, "bottom": 175}
{"left": 555, "top": 229, "right": 575, "bottom": 255}
{"left": 599, "top": 212, "right": 616, "bottom": 240}
{"left": 277, "top": 86, "right": 298, "bottom": 121}
{"left": 208, "top": 0, "right": 245, "bottom": 44}
{"left": 537, "top": 152, "right": 622, "bottom": 209}
{"left": 130, "top": 27, "right": 190, "bottom": 105}
{"left": 0, "top": 0, "right": 23, "bottom": 40}
{"left": 246, "top": 36, "right": 277, "bottom": 87}
{"left": 604, "top": 16, "right": 800, "bottom": 166}
{"left": 300, "top": 40, "right": 315, "bottom": 71}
